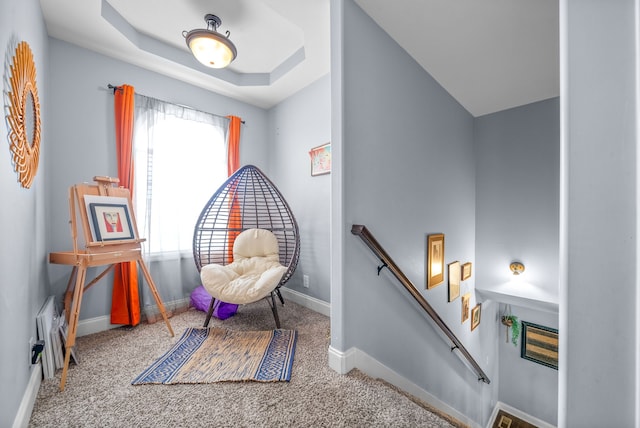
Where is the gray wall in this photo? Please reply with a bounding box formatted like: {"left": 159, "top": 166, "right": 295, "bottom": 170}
{"left": 475, "top": 98, "right": 560, "bottom": 298}
{"left": 337, "top": 1, "right": 498, "bottom": 424}
{"left": 46, "top": 39, "right": 271, "bottom": 320}
{"left": 0, "top": 0, "right": 50, "bottom": 425}
{"left": 268, "top": 75, "right": 331, "bottom": 302}
{"left": 475, "top": 98, "right": 560, "bottom": 425}
{"left": 498, "top": 304, "right": 558, "bottom": 425}
{"left": 560, "top": 0, "right": 638, "bottom": 426}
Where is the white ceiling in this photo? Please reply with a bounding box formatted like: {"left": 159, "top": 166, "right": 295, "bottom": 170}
{"left": 39, "top": 0, "right": 558, "bottom": 117}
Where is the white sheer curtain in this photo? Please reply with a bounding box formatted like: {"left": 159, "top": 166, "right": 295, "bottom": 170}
{"left": 132, "top": 94, "right": 229, "bottom": 263}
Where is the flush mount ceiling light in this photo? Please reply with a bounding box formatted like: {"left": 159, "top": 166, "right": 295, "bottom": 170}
{"left": 510, "top": 262, "right": 525, "bottom": 275}
{"left": 183, "top": 14, "right": 237, "bottom": 69}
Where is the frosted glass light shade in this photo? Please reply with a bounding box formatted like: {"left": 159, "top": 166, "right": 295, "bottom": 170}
{"left": 186, "top": 30, "right": 237, "bottom": 69}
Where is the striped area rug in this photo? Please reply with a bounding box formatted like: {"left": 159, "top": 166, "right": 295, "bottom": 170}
{"left": 132, "top": 328, "right": 297, "bottom": 384}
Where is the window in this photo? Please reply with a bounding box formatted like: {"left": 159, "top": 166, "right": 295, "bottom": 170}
{"left": 133, "top": 95, "right": 228, "bottom": 259}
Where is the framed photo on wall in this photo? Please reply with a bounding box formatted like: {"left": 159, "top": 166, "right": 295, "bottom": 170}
{"left": 309, "top": 142, "right": 331, "bottom": 176}
{"left": 461, "top": 293, "right": 471, "bottom": 323}
{"left": 426, "top": 233, "right": 445, "bottom": 289}
{"left": 448, "top": 261, "right": 461, "bottom": 301}
{"left": 461, "top": 262, "right": 472, "bottom": 281}
{"left": 471, "top": 304, "right": 482, "bottom": 331}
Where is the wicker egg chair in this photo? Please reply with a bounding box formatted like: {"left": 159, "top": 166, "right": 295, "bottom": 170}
{"left": 193, "top": 164, "right": 300, "bottom": 328}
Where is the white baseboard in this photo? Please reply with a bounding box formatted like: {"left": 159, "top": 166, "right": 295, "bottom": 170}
{"left": 13, "top": 363, "right": 42, "bottom": 428}
{"left": 327, "top": 346, "right": 481, "bottom": 428}
{"left": 486, "top": 401, "right": 556, "bottom": 428}
{"left": 328, "top": 345, "right": 357, "bottom": 374}
{"left": 280, "top": 287, "right": 330, "bottom": 317}
{"left": 77, "top": 314, "right": 120, "bottom": 337}
{"left": 77, "top": 297, "right": 191, "bottom": 337}
{"left": 76, "top": 290, "right": 327, "bottom": 337}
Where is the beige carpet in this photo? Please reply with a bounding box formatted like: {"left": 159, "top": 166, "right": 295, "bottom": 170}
{"left": 29, "top": 299, "right": 464, "bottom": 427}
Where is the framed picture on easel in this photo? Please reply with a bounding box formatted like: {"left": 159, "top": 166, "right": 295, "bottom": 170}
{"left": 49, "top": 176, "right": 175, "bottom": 391}
{"left": 84, "top": 195, "right": 136, "bottom": 242}
{"left": 89, "top": 202, "right": 134, "bottom": 241}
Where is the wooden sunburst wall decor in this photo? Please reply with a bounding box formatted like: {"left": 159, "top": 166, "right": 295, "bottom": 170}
{"left": 6, "top": 41, "right": 41, "bottom": 188}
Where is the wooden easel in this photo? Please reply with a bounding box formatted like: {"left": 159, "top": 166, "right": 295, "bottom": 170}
{"left": 49, "top": 176, "right": 174, "bottom": 391}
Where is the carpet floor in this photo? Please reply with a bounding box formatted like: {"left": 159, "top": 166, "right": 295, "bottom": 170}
{"left": 29, "top": 299, "right": 463, "bottom": 427}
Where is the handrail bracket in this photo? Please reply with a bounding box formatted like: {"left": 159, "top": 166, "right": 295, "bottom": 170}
{"left": 377, "top": 261, "right": 388, "bottom": 275}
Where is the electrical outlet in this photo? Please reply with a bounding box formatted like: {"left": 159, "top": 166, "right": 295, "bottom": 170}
{"left": 303, "top": 275, "right": 309, "bottom": 288}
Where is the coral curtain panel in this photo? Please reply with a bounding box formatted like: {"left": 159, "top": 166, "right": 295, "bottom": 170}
{"left": 111, "top": 84, "right": 141, "bottom": 326}
{"left": 227, "top": 116, "right": 241, "bottom": 176}
{"left": 226, "top": 116, "right": 242, "bottom": 263}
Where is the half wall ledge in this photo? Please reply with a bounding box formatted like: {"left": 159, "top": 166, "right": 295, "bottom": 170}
{"left": 476, "top": 284, "right": 559, "bottom": 313}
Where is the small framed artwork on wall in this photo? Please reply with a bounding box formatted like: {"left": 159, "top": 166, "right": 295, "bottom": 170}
{"left": 461, "top": 262, "right": 472, "bottom": 281}
{"left": 448, "top": 261, "right": 461, "bottom": 302}
{"left": 521, "top": 321, "right": 559, "bottom": 370}
{"left": 309, "top": 142, "right": 331, "bottom": 176}
{"left": 426, "top": 233, "right": 445, "bottom": 289}
{"left": 471, "top": 304, "right": 482, "bottom": 331}
{"left": 461, "top": 293, "right": 470, "bottom": 323}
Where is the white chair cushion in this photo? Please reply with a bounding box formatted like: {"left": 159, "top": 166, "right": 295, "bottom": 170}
{"left": 200, "top": 229, "right": 287, "bottom": 304}
{"left": 233, "top": 228, "right": 280, "bottom": 261}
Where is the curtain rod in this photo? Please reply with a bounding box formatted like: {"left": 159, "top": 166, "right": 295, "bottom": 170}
{"left": 107, "top": 84, "right": 245, "bottom": 124}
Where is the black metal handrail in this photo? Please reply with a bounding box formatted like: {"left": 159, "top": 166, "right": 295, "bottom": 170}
{"left": 351, "top": 224, "right": 490, "bottom": 384}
